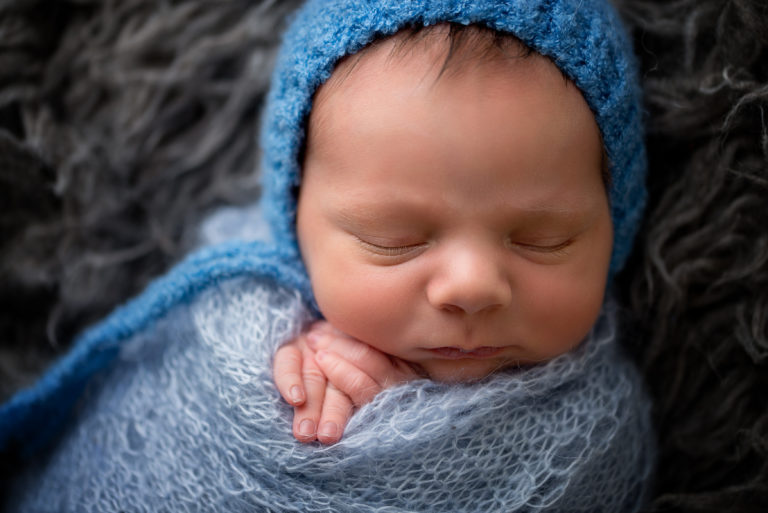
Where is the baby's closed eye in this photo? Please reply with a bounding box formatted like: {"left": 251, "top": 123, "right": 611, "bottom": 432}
{"left": 355, "top": 236, "right": 429, "bottom": 257}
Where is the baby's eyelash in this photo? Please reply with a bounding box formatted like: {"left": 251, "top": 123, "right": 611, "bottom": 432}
{"left": 510, "top": 239, "right": 573, "bottom": 255}
{"left": 357, "top": 238, "right": 426, "bottom": 256}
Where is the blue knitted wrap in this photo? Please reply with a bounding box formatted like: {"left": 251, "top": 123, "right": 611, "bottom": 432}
{"left": 6, "top": 274, "right": 653, "bottom": 512}
{"left": 261, "top": 0, "right": 647, "bottom": 275}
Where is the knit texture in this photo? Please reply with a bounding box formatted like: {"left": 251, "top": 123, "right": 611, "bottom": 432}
{"left": 6, "top": 277, "right": 653, "bottom": 512}
{"left": 260, "top": 0, "right": 646, "bottom": 274}
{"left": 0, "top": 241, "right": 312, "bottom": 458}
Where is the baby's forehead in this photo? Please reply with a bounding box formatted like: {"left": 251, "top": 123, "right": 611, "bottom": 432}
{"left": 309, "top": 23, "right": 569, "bottom": 142}
{"left": 301, "top": 31, "right": 605, "bottom": 198}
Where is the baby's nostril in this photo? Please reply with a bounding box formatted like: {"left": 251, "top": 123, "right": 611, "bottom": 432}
{"left": 441, "top": 304, "right": 464, "bottom": 314}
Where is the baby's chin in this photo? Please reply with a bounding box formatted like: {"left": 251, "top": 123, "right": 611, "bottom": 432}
{"left": 419, "top": 357, "right": 523, "bottom": 383}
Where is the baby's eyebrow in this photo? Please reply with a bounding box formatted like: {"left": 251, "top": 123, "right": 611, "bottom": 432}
{"left": 331, "top": 205, "right": 408, "bottom": 227}
{"left": 505, "top": 206, "right": 591, "bottom": 222}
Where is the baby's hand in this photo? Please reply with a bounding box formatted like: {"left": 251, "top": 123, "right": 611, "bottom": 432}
{"left": 273, "top": 321, "right": 420, "bottom": 444}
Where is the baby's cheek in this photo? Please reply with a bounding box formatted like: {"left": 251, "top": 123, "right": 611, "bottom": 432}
{"left": 314, "top": 267, "right": 406, "bottom": 343}
{"left": 523, "top": 270, "right": 606, "bottom": 356}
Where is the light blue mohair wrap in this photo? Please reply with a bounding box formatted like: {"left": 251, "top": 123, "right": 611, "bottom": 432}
{"left": 1, "top": 0, "right": 654, "bottom": 511}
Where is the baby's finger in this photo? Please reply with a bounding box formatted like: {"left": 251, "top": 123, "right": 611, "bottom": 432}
{"left": 316, "top": 383, "right": 354, "bottom": 445}
{"left": 273, "top": 343, "right": 306, "bottom": 406}
{"left": 315, "top": 350, "right": 381, "bottom": 406}
{"left": 292, "top": 356, "right": 326, "bottom": 443}
{"left": 308, "top": 331, "right": 414, "bottom": 387}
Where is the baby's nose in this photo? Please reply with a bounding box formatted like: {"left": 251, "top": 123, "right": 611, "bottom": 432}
{"left": 426, "top": 245, "right": 512, "bottom": 315}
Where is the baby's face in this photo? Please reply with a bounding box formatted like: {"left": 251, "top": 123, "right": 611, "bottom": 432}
{"left": 296, "top": 36, "right": 612, "bottom": 382}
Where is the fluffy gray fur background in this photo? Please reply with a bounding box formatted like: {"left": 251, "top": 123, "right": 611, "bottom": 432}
{"left": 0, "top": 0, "right": 766, "bottom": 511}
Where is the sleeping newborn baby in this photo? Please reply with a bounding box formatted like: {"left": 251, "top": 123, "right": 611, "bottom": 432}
{"left": 257, "top": 0, "right": 654, "bottom": 508}
{"left": 274, "top": 21, "right": 623, "bottom": 445}
{"left": 3, "top": 0, "right": 655, "bottom": 511}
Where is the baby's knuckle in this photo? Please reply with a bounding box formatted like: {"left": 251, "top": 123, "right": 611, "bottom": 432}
{"left": 350, "top": 382, "right": 380, "bottom": 404}
{"left": 350, "top": 343, "right": 374, "bottom": 362}
{"left": 302, "top": 367, "right": 326, "bottom": 384}
{"left": 327, "top": 400, "right": 353, "bottom": 418}
{"left": 275, "top": 344, "right": 298, "bottom": 359}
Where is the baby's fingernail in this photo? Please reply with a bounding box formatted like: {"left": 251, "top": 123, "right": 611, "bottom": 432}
{"left": 298, "top": 419, "right": 315, "bottom": 437}
{"left": 290, "top": 385, "right": 304, "bottom": 404}
{"left": 318, "top": 422, "right": 338, "bottom": 440}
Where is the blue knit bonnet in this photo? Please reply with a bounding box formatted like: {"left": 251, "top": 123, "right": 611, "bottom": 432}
{"left": 260, "top": 0, "right": 646, "bottom": 274}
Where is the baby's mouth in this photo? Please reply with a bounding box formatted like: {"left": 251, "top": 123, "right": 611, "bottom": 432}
{"left": 428, "top": 346, "right": 502, "bottom": 360}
